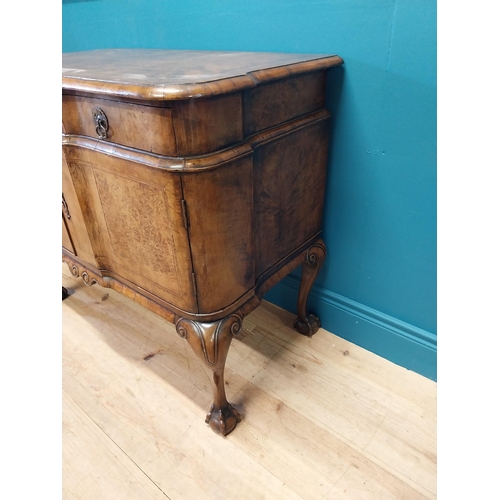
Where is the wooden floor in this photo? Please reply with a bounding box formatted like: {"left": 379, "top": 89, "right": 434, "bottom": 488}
{"left": 62, "top": 264, "right": 437, "bottom": 500}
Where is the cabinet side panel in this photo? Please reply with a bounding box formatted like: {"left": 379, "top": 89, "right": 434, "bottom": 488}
{"left": 243, "top": 72, "right": 326, "bottom": 136}
{"left": 254, "top": 118, "right": 330, "bottom": 277}
{"left": 182, "top": 157, "right": 254, "bottom": 313}
{"left": 63, "top": 145, "right": 197, "bottom": 312}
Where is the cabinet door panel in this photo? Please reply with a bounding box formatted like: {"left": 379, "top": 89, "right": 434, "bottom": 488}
{"left": 63, "top": 146, "right": 197, "bottom": 312}
{"left": 62, "top": 216, "right": 75, "bottom": 254}
{"left": 62, "top": 153, "right": 97, "bottom": 265}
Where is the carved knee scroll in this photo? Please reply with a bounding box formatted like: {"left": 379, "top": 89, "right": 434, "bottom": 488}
{"left": 294, "top": 240, "right": 326, "bottom": 337}
{"left": 176, "top": 314, "right": 242, "bottom": 436}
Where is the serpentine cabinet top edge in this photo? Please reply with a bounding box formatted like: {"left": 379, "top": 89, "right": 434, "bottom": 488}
{"left": 62, "top": 49, "right": 343, "bottom": 101}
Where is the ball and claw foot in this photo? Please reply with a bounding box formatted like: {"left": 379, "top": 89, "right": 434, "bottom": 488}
{"left": 294, "top": 313, "right": 321, "bottom": 337}
{"left": 205, "top": 403, "right": 242, "bottom": 436}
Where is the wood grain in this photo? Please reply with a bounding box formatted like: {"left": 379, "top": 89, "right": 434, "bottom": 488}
{"left": 62, "top": 49, "right": 343, "bottom": 101}
{"left": 63, "top": 394, "right": 169, "bottom": 500}
{"left": 64, "top": 146, "right": 196, "bottom": 311}
{"left": 62, "top": 49, "right": 342, "bottom": 435}
{"left": 243, "top": 71, "right": 326, "bottom": 135}
{"left": 62, "top": 264, "right": 437, "bottom": 500}
{"left": 172, "top": 93, "right": 243, "bottom": 156}
{"left": 181, "top": 157, "right": 255, "bottom": 313}
{"left": 62, "top": 153, "right": 97, "bottom": 266}
{"left": 253, "top": 116, "right": 330, "bottom": 276}
{"left": 62, "top": 216, "right": 75, "bottom": 255}
{"left": 63, "top": 95, "right": 178, "bottom": 155}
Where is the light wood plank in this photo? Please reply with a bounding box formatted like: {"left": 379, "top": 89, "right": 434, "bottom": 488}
{"left": 62, "top": 264, "right": 437, "bottom": 500}
{"left": 63, "top": 393, "right": 169, "bottom": 500}
{"left": 62, "top": 287, "right": 302, "bottom": 499}
{"left": 255, "top": 301, "right": 436, "bottom": 421}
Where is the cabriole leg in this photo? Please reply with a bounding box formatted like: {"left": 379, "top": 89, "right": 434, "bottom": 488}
{"left": 294, "top": 240, "right": 327, "bottom": 337}
{"left": 176, "top": 314, "right": 242, "bottom": 436}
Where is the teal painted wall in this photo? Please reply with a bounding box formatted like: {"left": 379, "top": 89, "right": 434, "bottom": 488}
{"left": 63, "top": 0, "right": 437, "bottom": 379}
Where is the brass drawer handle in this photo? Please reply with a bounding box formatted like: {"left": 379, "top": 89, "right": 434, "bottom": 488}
{"left": 62, "top": 193, "right": 71, "bottom": 219}
{"left": 92, "top": 107, "right": 109, "bottom": 139}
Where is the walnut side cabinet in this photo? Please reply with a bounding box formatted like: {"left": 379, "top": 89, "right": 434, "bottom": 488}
{"left": 62, "top": 49, "right": 343, "bottom": 435}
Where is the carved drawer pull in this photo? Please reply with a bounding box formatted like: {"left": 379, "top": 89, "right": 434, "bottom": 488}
{"left": 62, "top": 193, "right": 71, "bottom": 219}
{"left": 92, "top": 107, "right": 109, "bottom": 139}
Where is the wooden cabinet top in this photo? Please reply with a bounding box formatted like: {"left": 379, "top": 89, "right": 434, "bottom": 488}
{"left": 62, "top": 49, "right": 343, "bottom": 101}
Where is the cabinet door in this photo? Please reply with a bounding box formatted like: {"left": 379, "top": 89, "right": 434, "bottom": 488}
{"left": 63, "top": 145, "right": 197, "bottom": 313}
{"left": 62, "top": 215, "right": 75, "bottom": 254}
{"left": 62, "top": 153, "right": 97, "bottom": 266}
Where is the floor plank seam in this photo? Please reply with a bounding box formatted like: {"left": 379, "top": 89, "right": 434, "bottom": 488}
{"left": 64, "top": 375, "right": 174, "bottom": 499}
{"left": 230, "top": 438, "right": 310, "bottom": 500}
{"left": 362, "top": 410, "right": 388, "bottom": 452}
{"left": 363, "top": 449, "right": 436, "bottom": 499}
{"left": 325, "top": 463, "right": 355, "bottom": 499}
{"left": 63, "top": 265, "right": 436, "bottom": 500}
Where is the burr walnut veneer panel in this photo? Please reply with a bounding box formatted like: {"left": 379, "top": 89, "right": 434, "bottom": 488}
{"left": 62, "top": 49, "right": 343, "bottom": 435}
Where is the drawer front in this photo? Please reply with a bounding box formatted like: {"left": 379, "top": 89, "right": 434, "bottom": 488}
{"left": 243, "top": 71, "right": 326, "bottom": 136}
{"left": 62, "top": 95, "right": 178, "bottom": 156}
{"left": 171, "top": 93, "right": 243, "bottom": 156}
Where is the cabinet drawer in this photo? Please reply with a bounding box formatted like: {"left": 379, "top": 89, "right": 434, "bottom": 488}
{"left": 62, "top": 95, "right": 178, "bottom": 156}
{"left": 243, "top": 71, "right": 326, "bottom": 136}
